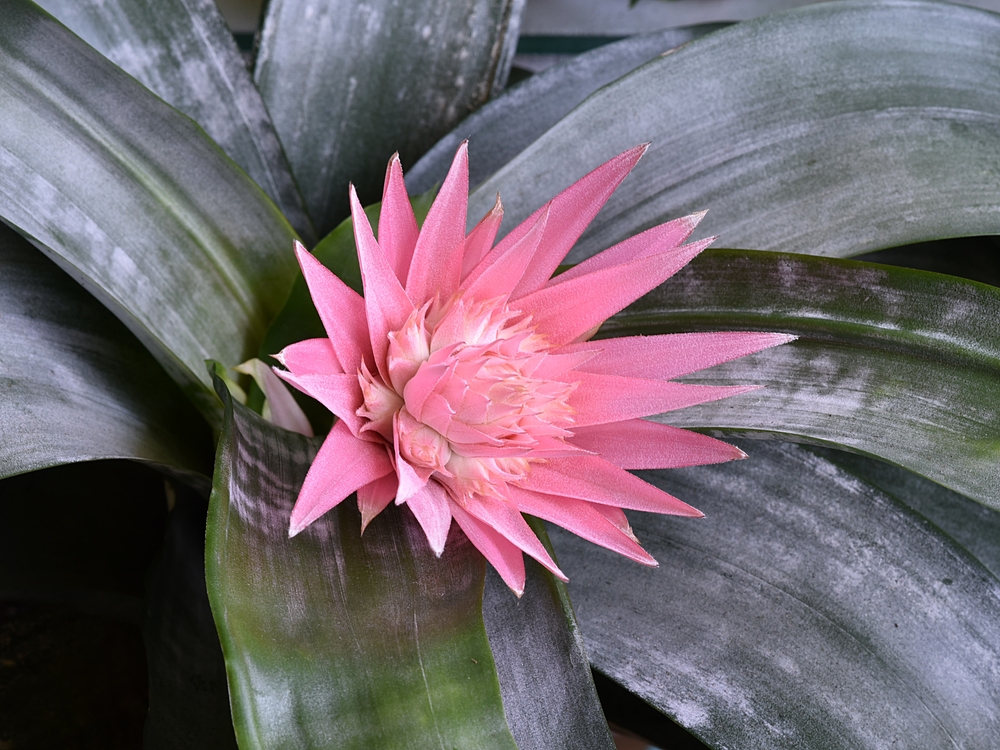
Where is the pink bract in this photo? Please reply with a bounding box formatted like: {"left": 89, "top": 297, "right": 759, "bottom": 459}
{"left": 274, "top": 143, "right": 794, "bottom": 595}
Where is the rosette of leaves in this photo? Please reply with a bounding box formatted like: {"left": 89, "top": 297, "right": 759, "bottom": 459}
{"left": 3, "top": 0, "right": 1000, "bottom": 748}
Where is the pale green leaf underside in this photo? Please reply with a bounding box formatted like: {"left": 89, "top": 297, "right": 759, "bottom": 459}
{"left": 603, "top": 249, "right": 1000, "bottom": 510}
{"left": 0, "top": 0, "right": 298, "bottom": 420}
{"left": 0, "top": 221, "right": 210, "bottom": 483}
{"left": 206, "top": 383, "right": 519, "bottom": 750}
{"left": 254, "top": 0, "right": 523, "bottom": 236}
{"left": 34, "top": 0, "right": 315, "bottom": 243}
{"left": 551, "top": 441, "right": 1000, "bottom": 748}
{"left": 469, "top": 0, "right": 1000, "bottom": 261}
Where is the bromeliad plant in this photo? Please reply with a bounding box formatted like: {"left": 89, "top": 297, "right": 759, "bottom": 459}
{"left": 4, "top": 0, "right": 1000, "bottom": 748}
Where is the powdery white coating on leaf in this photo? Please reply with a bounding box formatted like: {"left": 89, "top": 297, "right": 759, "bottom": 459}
{"left": 276, "top": 144, "right": 795, "bottom": 593}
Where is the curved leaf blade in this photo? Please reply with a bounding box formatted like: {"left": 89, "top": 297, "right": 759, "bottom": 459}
{"left": 603, "top": 249, "right": 1000, "bottom": 509}
{"left": 205, "top": 380, "right": 519, "bottom": 750}
{"left": 0, "top": 221, "right": 211, "bottom": 482}
{"left": 255, "top": 0, "right": 524, "bottom": 236}
{"left": 0, "top": 0, "right": 298, "bottom": 420}
{"left": 406, "top": 24, "right": 726, "bottom": 194}
{"left": 34, "top": 0, "right": 315, "bottom": 243}
{"left": 469, "top": 0, "right": 1000, "bottom": 261}
{"left": 482, "top": 519, "right": 616, "bottom": 750}
{"left": 550, "top": 441, "right": 1000, "bottom": 748}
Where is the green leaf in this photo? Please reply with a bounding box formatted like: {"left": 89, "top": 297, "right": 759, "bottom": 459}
{"left": 34, "top": 0, "right": 315, "bottom": 243}
{"left": 469, "top": 0, "right": 1000, "bottom": 261}
{"left": 205, "top": 378, "right": 519, "bottom": 749}
{"left": 549, "top": 441, "right": 1000, "bottom": 748}
{"left": 254, "top": 0, "right": 523, "bottom": 236}
{"left": 0, "top": 0, "right": 299, "bottom": 421}
{"left": 482, "top": 518, "right": 616, "bottom": 750}
{"left": 602, "top": 248, "right": 1000, "bottom": 510}
{"left": 0, "top": 221, "right": 211, "bottom": 482}
{"left": 406, "top": 25, "right": 726, "bottom": 194}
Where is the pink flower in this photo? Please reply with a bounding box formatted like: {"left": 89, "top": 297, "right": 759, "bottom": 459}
{"left": 274, "top": 143, "right": 793, "bottom": 595}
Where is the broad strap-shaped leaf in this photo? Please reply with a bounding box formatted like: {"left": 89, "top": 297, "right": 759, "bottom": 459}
{"left": 34, "top": 0, "right": 315, "bottom": 243}
{"left": 549, "top": 441, "right": 1000, "bottom": 748}
{"left": 406, "top": 24, "right": 725, "bottom": 194}
{"left": 0, "top": 0, "right": 298, "bottom": 421}
{"left": 602, "top": 249, "right": 1000, "bottom": 510}
{"left": 812, "top": 447, "right": 1000, "bottom": 581}
{"left": 0, "top": 221, "right": 210, "bottom": 482}
{"left": 482, "top": 519, "right": 616, "bottom": 750}
{"left": 254, "top": 0, "right": 524, "bottom": 236}
{"left": 469, "top": 0, "right": 1000, "bottom": 261}
{"left": 206, "top": 379, "right": 519, "bottom": 749}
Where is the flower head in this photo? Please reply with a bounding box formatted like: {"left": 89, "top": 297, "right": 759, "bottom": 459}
{"left": 275, "top": 143, "right": 793, "bottom": 595}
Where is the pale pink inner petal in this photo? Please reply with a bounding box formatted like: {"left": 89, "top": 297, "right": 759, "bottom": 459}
{"left": 506, "top": 485, "right": 656, "bottom": 566}
{"left": 403, "top": 480, "right": 453, "bottom": 557}
{"left": 570, "top": 419, "right": 747, "bottom": 469}
{"left": 406, "top": 142, "right": 469, "bottom": 304}
{"left": 525, "top": 456, "right": 703, "bottom": 516}
{"left": 358, "top": 473, "right": 398, "bottom": 532}
{"left": 379, "top": 153, "right": 420, "bottom": 285}
{"left": 290, "top": 421, "right": 394, "bottom": 535}
{"left": 516, "top": 237, "right": 714, "bottom": 347}
{"left": 293, "top": 242, "right": 371, "bottom": 372}
{"left": 562, "top": 332, "right": 797, "bottom": 381}
{"left": 567, "top": 371, "right": 760, "bottom": 426}
{"left": 449, "top": 501, "right": 527, "bottom": 596}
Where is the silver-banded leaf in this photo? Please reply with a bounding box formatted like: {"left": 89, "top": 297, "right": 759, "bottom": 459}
{"left": 469, "top": 0, "right": 1000, "bottom": 261}
{"left": 406, "top": 24, "right": 726, "bottom": 194}
{"left": 0, "top": 0, "right": 298, "bottom": 421}
{"left": 603, "top": 249, "right": 1000, "bottom": 509}
{"left": 34, "top": 0, "right": 315, "bottom": 243}
{"left": 254, "top": 0, "right": 524, "bottom": 236}
{"left": 482, "top": 519, "right": 616, "bottom": 750}
{"left": 550, "top": 441, "right": 1000, "bottom": 748}
{"left": 205, "top": 380, "right": 519, "bottom": 750}
{"left": 0, "top": 221, "right": 210, "bottom": 482}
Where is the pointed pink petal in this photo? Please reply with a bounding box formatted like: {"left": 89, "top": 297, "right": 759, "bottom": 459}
{"left": 393, "top": 413, "right": 433, "bottom": 503}
{"left": 461, "top": 493, "right": 567, "bottom": 581}
{"left": 274, "top": 338, "right": 341, "bottom": 376}
{"left": 450, "top": 501, "right": 526, "bottom": 596}
{"left": 462, "top": 192, "right": 503, "bottom": 280}
{"left": 404, "top": 481, "right": 453, "bottom": 556}
{"left": 567, "top": 370, "right": 759, "bottom": 426}
{"left": 495, "top": 144, "right": 648, "bottom": 299}
{"left": 274, "top": 370, "right": 364, "bottom": 435}
{"left": 525, "top": 456, "right": 703, "bottom": 516}
{"left": 570, "top": 419, "right": 747, "bottom": 469}
{"left": 516, "top": 237, "right": 713, "bottom": 347}
{"left": 406, "top": 142, "right": 468, "bottom": 303}
{"left": 460, "top": 205, "right": 549, "bottom": 301}
{"left": 506, "top": 485, "right": 656, "bottom": 566}
{"left": 589, "top": 504, "right": 637, "bottom": 540}
{"left": 294, "top": 241, "right": 371, "bottom": 373}
{"left": 351, "top": 186, "right": 415, "bottom": 382}
{"left": 379, "top": 153, "right": 419, "bottom": 284}
{"left": 358, "top": 473, "right": 397, "bottom": 532}
{"left": 551, "top": 212, "right": 705, "bottom": 286}
{"left": 531, "top": 349, "right": 598, "bottom": 380}
{"left": 289, "top": 421, "right": 394, "bottom": 535}
{"left": 561, "top": 332, "right": 797, "bottom": 381}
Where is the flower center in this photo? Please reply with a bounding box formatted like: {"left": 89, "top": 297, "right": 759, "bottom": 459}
{"left": 357, "top": 296, "right": 576, "bottom": 500}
